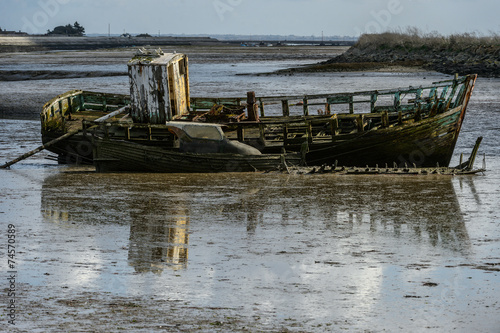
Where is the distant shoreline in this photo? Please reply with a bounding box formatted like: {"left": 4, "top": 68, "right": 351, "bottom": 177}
{"left": 277, "top": 32, "right": 500, "bottom": 77}
{"left": 0, "top": 35, "right": 354, "bottom": 53}
{"left": 0, "top": 36, "right": 220, "bottom": 53}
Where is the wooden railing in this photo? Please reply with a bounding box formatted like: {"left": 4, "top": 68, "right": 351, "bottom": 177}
{"left": 190, "top": 75, "right": 468, "bottom": 118}
{"left": 188, "top": 75, "right": 472, "bottom": 147}
{"left": 40, "top": 90, "right": 130, "bottom": 132}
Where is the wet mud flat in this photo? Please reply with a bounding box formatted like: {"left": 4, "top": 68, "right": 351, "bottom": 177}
{"left": 1, "top": 48, "right": 500, "bottom": 331}
{"left": 1, "top": 163, "right": 500, "bottom": 332}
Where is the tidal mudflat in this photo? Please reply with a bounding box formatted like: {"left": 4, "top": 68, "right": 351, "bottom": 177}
{"left": 1, "top": 46, "right": 499, "bottom": 332}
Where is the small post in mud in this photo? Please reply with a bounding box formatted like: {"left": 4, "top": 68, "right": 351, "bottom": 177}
{"left": 247, "top": 91, "right": 259, "bottom": 122}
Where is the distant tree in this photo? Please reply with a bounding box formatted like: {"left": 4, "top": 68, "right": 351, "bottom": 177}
{"left": 73, "top": 21, "right": 85, "bottom": 35}
{"left": 136, "top": 33, "right": 152, "bottom": 38}
{"left": 47, "top": 22, "right": 85, "bottom": 36}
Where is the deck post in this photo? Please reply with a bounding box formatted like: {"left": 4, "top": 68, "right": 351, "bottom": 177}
{"left": 325, "top": 102, "right": 331, "bottom": 115}
{"left": 259, "top": 98, "right": 265, "bottom": 117}
{"left": 466, "top": 137, "right": 483, "bottom": 171}
{"left": 306, "top": 121, "right": 313, "bottom": 144}
{"left": 283, "top": 124, "right": 289, "bottom": 147}
{"left": 414, "top": 104, "right": 422, "bottom": 122}
{"left": 282, "top": 100, "right": 290, "bottom": 117}
{"left": 429, "top": 94, "right": 439, "bottom": 117}
{"left": 259, "top": 123, "right": 266, "bottom": 145}
{"left": 357, "top": 115, "right": 364, "bottom": 132}
{"left": 237, "top": 125, "right": 245, "bottom": 142}
{"left": 381, "top": 111, "right": 389, "bottom": 128}
{"left": 247, "top": 91, "right": 259, "bottom": 121}
{"left": 79, "top": 94, "right": 85, "bottom": 110}
{"left": 370, "top": 94, "right": 378, "bottom": 112}
{"left": 349, "top": 96, "right": 354, "bottom": 114}
{"left": 394, "top": 92, "right": 401, "bottom": 112}
{"left": 330, "top": 115, "right": 338, "bottom": 140}
{"left": 303, "top": 97, "right": 309, "bottom": 116}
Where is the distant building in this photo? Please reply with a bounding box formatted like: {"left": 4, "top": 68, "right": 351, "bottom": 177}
{"left": 0, "top": 27, "right": 28, "bottom": 36}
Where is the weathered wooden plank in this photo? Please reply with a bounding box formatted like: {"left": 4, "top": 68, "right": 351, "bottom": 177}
{"left": 259, "top": 98, "right": 265, "bottom": 117}
{"left": 283, "top": 124, "right": 289, "bottom": 146}
{"left": 303, "top": 97, "right": 309, "bottom": 116}
{"left": 330, "top": 114, "right": 338, "bottom": 139}
{"left": 357, "top": 115, "right": 364, "bottom": 132}
{"left": 1, "top": 129, "right": 83, "bottom": 169}
{"left": 370, "top": 94, "right": 378, "bottom": 112}
{"left": 259, "top": 123, "right": 266, "bottom": 145}
{"left": 381, "top": 111, "right": 389, "bottom": 128}
{"left": 237, "top": 126, "right": 245, "bottom": 142}
{"left": 282, "top": 100, "right": 290, "bottom": 117}
{"left": 306, "top": 121, "right": 313, "bottom": 144}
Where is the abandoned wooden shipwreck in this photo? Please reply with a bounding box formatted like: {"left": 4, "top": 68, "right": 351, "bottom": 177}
{"left": 38, "top": 50, "right": 478, "bottom": 173}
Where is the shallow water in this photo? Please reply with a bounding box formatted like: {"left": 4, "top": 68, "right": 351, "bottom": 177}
{"left": 1, "top": 52, "right": 499, "bottom": 332}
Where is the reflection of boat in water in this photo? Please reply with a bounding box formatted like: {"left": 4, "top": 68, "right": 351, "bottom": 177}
{"left": 40, "top": 172, "right": 191, "bottom": 273}
{"left": 128, "top": 212, "right": 189, "bottom": 273}
{"left": 39, "top": 50, "right": 477, "bottom": 169}
{"left": 210, "top": 175, "right": 473, "bottom": 254}
{"left": 40, "top": 171, "right": 474, "bottom": 273}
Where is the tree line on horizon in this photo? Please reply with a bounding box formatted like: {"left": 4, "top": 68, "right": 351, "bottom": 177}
{"left": 46, "top": 22, "right": 85, "bottom": 36}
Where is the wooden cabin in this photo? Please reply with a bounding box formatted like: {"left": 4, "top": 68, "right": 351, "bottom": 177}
{"left": 128, "top": 51, "right": 190, "bottom": 124}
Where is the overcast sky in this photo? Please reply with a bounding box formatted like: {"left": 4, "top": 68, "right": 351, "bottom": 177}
{"left": 2, "top": 0, "right": 500, "bottom": 37}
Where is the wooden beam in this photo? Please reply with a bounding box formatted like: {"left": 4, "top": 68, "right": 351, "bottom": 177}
{"left": 381, "top": 111, "right": 389, "bottom": 128}
{"left": 283, "top": 124, "right": 289, "bottom": 146}
{"left": 94, "top": 106, "right": 129, "bottom": 123}
{"left": 237, "top": 126, "right": 245, "bottom": 142}
{"left": 357, "top": 114, "right": 364, "bottom": 132}
{"left": 259, "top": 123, "right": 266, "bottom": 145}
{"left": 303, "top": 97, "right": 309, "bottom": 116}
{"left": 1, "top": 129, "right": 85, "bottom": 169}
{"left": 259, "top": 98, "right": 265, "bottom": 117}
{"left": 282, "top": 100, "right": 290, "bottom": 117}
{"left": 306, "top": 121, "right": 313, "bottom": 144}
{"left": 247, "top": 91, "right": 259, "bottom": 121}
{"left": 330, "top": 114, "right": 338, "bottom": 139}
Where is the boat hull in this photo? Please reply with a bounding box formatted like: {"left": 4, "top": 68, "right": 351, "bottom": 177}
{"left": 303, "top": 105, "right": 465, "bottom": 167}
{"left": 93, "top": 138, "right": 300, "bottom": 173}
{"left": 42, "top": 132, "right": 94, "bottom": 164}
{"left": 41, "top": 75, "right": 476, "bottom": 168}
